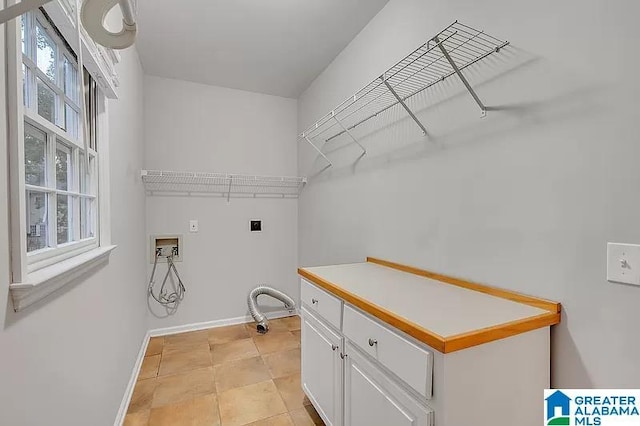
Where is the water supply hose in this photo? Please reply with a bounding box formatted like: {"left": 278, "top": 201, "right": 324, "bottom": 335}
{"left": 247, "top": 286, "right": 296, "bottom": 334}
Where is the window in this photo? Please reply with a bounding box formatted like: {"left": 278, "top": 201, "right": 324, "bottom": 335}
{"left": 19, "top": 9, "right": 100, "bottom": 271}
{"left": 8, "top": 4, "right": 118, "bottom": 312}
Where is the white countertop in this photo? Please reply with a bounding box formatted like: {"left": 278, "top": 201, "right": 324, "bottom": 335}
{"left": 302, "top": 262, "right": 549, "bottom": 338}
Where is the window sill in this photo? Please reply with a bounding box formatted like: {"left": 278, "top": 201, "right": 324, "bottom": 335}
{"left": 9, "top": 245, "right": 117, "bottom": 312}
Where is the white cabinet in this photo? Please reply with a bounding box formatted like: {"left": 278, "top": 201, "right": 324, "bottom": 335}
{"left": 301, "top": 301, "right": 432, "bottom": 426}
{"left": 343, "top": 342, "right": 434, "bottom": 426}
{"left": 300, "top": 285, "right": 432, "bottom": 426}
{"left": 299, "top": 263, "right": 556, "bottom": 426}
{"left": 301, "top": 307, "right": 343, "bottom": 426}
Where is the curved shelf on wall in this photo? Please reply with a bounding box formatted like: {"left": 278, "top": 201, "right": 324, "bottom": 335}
{"left": 299, "top": 20, "right": 509, "bottom": 168}
{"left": 141, "top": 170, "right": 307, "bottom": 199}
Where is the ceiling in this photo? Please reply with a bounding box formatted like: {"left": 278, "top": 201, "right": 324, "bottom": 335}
{"left": 136, "top": 0, "right": 390, "bottom": 98}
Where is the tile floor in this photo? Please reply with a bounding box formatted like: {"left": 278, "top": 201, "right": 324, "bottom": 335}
{"left": 124, "top": 316, "right": 323, "bottom": 426}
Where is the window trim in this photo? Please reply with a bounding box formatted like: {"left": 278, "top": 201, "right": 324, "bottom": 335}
{"left": 7, "top": 8, "right": 115, "bottom": 312}
{"left": 21, "top": 9, "right": 99, "bottom": 266}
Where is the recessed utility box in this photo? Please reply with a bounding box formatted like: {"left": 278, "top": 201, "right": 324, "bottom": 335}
{"left": 150, "top": 234, "right": 183, "bottom": 263}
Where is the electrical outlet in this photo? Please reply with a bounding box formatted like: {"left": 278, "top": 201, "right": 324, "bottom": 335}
{"left": 607, "top": 243, "right": 640, "bottom": 286}
{"left": 250, "top": 220, "right": 262, "bottom": 232}
{"left": 189, "top": 220, "right": 199, "bottom": 233}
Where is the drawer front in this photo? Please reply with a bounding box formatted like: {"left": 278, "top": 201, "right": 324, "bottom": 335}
{"left": 343, "top": 304, "right": 433, "bottom": 399}
{"left": 300, "top": 279, "right": 343, "bottom": 330}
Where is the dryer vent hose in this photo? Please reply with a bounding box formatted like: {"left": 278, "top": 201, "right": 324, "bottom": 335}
{"left": 247, "top": 286, "right": 296, "bottom": 334}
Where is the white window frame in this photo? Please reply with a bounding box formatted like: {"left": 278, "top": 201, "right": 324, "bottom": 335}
{"left": 7, "top": 7, "right": 115, "bottom": 312}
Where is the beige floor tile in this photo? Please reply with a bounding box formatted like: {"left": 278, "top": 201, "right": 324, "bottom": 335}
{"left": 214, "top": 356, "right": 271, "bottom": 393}
{"left": 148, "top": 394, "right": 220, "bottom": 426}
{"left": 270, "top": 316, "right": 300, "bottom": 331}
{"left": 265, "top": 319, "right": 292, "bottom": 332}
{"left": 218, "top": 380, "right": 287, "bottom": 426}
{"left": 211, "top": 338, "right": 259, "bottom": 365}
{"left": 164, "top": 330, "right": 210, "bottom": 353}
{"left": 273, "top": 373, "right": 311, "bottom": 411}
{"left": 152, "top": 367, "right": 216, "bottom": 408}
{"left": 123, "top": 410, "right": 149, "bottom": 426}
{"left": 163, "top": 341, "right": 211, "bottom": 357}
{"left": 146, "top": 337, "right": 164, "bottom": 357}
{"left": 289, "top": 406, "right": 324, "bottom": 426}
{"left": 128, "top": 378, "right": 157, "bottom": 414}
{"left": 244, "top": 319, "right": 288, "bottom": 336}
{"left": 245, "top": 413, "right": 294, "bottom": 426}
{"left": 263, "top": 348, "right": 301, "bottom": 379}
{"left": 159, "top": 346, "right": 212, "bottom": 376}
{"left": 139, "top": 354, "right": 161, "bottom": 380}
{"left": 208, "top": 324, "right": 249, "bottom": 345}
{"left": 253, "top": 331, "right": 299, "bottom": 355}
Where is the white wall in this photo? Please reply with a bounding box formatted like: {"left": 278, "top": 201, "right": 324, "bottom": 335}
{"left": 144, "top": 76, "right": 299, "bottom": 330}
{"left": 0, "top": 26, "right": 147, "bottom": 426}
{"left": 298, "top": 0, "right": 640, "bottom": 388}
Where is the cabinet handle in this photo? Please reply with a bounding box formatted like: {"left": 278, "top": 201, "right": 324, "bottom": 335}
{"left": 311, "top": 298, "right": 318, "bottom": 304}
{"left": 332, "top": 344, "right": 338, "bottom": 351}
{"left": 368, "top": 338, "right": 378, "bottom": 347}
{"left": 340, "top": 353, "right": 348, "bottom": 359}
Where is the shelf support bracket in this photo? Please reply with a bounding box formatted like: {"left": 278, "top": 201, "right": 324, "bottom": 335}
{"left": 433, "top": 35, "right": 487, "bottom": 117}
{"left": 381, "top": 76, "right": 428, "bottom": 135}
{"left": 226, "top": 175, "right": 233, "bottom": 203}
{"left": 331, "top": 111, "right": 366, "bottom": 154}
{"left": 302, "top": 134, "right": 332, "bottom": 167}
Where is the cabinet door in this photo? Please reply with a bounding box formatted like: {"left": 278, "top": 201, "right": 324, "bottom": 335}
{"left": 301, "top": 307, "right": 343, "bottom": 426}
{"left": 344, "top": 342, "right": 433, "bottom": 426}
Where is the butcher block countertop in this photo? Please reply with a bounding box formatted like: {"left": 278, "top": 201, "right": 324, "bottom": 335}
{"left": 298, "top": 257, "right": 561, "bottom": 353}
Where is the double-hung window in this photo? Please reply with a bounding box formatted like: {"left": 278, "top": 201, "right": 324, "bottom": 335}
{"left": 9, "top": 8, "right": 114, "bottom": 311}
{"left": 22, "top": 9, "right": 98, "bottom": 266}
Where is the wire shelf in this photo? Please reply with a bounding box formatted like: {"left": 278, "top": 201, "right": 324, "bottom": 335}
{"left": 299, "top": 21, "right": 509, "bottom": 161}
{"left": 141, "top": 170, "right": 307, "bottom": 199}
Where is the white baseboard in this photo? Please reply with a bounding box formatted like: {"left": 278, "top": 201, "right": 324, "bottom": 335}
{"left": 114, "top": 331, "right": 150, "bottom": 426}
{"left": 148, "top": 309, "right": 298, "bottom": 337}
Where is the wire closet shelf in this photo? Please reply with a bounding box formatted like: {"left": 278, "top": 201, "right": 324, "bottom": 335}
{"left": 299, "top": 21, "right": 509, "bottom": 165}
{"left": 141, "top": 170, "right": 307, "bottom": 199}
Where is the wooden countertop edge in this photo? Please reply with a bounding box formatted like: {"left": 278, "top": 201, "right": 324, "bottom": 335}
{"left": 443, "top": 311, "right": 560, "bottom": 353}
{"left": 299, "top": 258, "right": 562, "bottom": 354}
{"left": 367, "top": 257, "right": 562, "bottom": 313}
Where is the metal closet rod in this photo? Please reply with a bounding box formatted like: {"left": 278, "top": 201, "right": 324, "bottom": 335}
{"left": 298, "top": 22, "right": 458, "bottom": 138}
{"left": 325, "top": 38, "right": 507, "bottom": 142}
{"left": 299, "top": 21, "right": 508, "bottom": 148}
{"left": 140, "top": 170, "right": 307, "bottom": 199}
{"left": 320, "top": 31, "right": 465, "bottom": 140}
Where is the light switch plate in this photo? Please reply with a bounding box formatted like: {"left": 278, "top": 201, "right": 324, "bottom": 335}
{"left": 189, "top": 220, "right": 199, "bottom": 233}
{"left": 607, "top": 243, "right": 640, "bottom": 286}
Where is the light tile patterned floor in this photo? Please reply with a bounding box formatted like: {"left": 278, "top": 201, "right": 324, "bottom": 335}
{"left": 125, "top": 316, "right": 324, "bottom": 426}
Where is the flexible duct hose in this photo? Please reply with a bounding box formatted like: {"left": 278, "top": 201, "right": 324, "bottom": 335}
{"left": 247, "top": 286, "right": 296, "bottom": 334}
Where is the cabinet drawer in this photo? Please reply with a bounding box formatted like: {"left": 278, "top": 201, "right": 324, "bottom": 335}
{"left": 300, "top": 279, "right": 342, "bottom": 330}
{"left": 343, "top": 304, "right": 433, "bottom": 399}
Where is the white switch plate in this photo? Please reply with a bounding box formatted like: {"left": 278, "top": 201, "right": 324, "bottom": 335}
{"left": 189, "top": 220, "right": 199, "bottom": 233}
{"left": 607, "top": 243, "right": 640, "bottom": 286}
